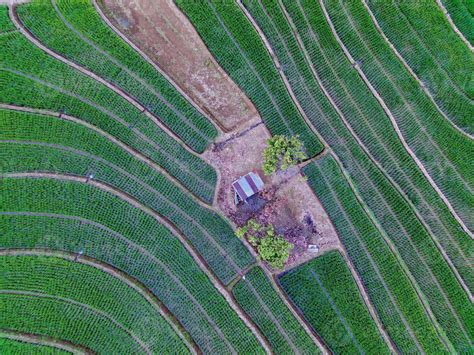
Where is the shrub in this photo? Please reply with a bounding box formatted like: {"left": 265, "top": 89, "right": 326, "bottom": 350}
{"left": 235, "top": 220, "right": 293, "bottom": 269}
{"left": 262, "top": 135, "right": 306, "bottom": 175}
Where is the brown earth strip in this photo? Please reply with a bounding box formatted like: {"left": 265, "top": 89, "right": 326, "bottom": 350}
{"left": 0, "top": 329, "right": 92, "bottom": 355}
{"left": 98, "top": 0, "right": 260, "bottom": 132}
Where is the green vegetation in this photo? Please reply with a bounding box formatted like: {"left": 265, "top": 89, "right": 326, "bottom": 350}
{"left": 176, "top": 0, "right": 324, "bottom": 158}
{"left": 233, "top": 267, "right": 319, "bottom": 354}
{"left": 0, "top": 178, "right": 264, "bottom": 354}
{"left": 236, "top": 220, "right": 292, "bottom": 269}
{"left": 17, "top": 0, "right": 217, "bottom": 153}
{"left": 262, "top": 135, "right": 306, "bottom": 175}
{"left": 241, "top": 1, "right": 473, "bottom": 350}
{"left": 0, "top": 337, "right": 70, "bottom": 355}
{"left": 0, "top": 6, "right": 14, "bottom": 33}
{"left": 0, "top": 255, "right": 189, "bottom": 353}
{"left": 279, "top": 251, "right": 389, "bottom": 354}
{"left": 304, "top": 155, "right": 447, "bottom": 353}
{"left": 0, "top": 109, "right": 253, "bottom": 284}
{"left": 366, "top": 0, "right": 474, "bottom": 134}
{"left": 441, "top": 0, "right": 473, "bottom": 45}
{"left": 0, "top": 20, "right": 216, "bottom": 203}
{"left": 322, "top": 0, "right": 474, "bottom": 231}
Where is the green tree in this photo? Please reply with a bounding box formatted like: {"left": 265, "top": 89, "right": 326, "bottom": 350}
{"left": 235, "top": 220, "right": 293, "bottom": 269}
{"left": 262, "top": 135, "right": 306, "bottom": 175}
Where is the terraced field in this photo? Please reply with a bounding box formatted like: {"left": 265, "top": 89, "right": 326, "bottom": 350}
{"left": 1, "top": 0, "right": 472, "bottom": 354}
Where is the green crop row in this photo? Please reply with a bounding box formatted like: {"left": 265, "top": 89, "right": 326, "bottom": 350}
{"left": 0, "top": 6, "right": 14, "bottom": 33}
{"left": 366, "top": 0, "right": 474, "bottom": 133}
{"left": 279, "top": 251, "right": 389, "bottom": 354}
{"left": 244, "top": 1, "right": 473, "bottom": 350}
{"left": 0, "top": 178, "right": 264, "bottom": 354}
{"left": 245, "top": 0, "right": 473, "bottom": 292}
{"left": 16, "top": 0, "right": 217, "bottom": 153}
{"left": 233, "top": 267, "right": 319, "bottom": 354}
{"left": 304, "top": 155, "right": 446, "bottom": 353}
{"left": 0, "top": 109, "right": 253, "bottom": 284}
{"left": 176, "top": 0, "right": 323, "bottom": 158}
{"left": 0, "top": 24, "right": 216, "bottom": 203}
{"left": 322, "top": 0, "right": 474, "bottom": 229}
{"left": 0, "top": 255, "right": 189, "bottom": 354}
{"left": 0, "top": 337, "right": 69, "bottom": 355}
{"left": 441, "top": 0, "right": 474, "bottom": 44}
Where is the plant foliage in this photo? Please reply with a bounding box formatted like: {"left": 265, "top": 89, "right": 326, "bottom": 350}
{"left": 262, "top": 135, "right": 306, "bottom": 175}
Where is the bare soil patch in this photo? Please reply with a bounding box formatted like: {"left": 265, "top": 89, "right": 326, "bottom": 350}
{"left": 203, "top": 124, "right": 339, "bottom": 273}
{"left": 99, "top": 0, "right": 259, "bottom": 132}
{"left": 100, "top": 0, "right": 340, "bottom": 272}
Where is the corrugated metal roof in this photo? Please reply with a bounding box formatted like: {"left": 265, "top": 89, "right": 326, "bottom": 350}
{"left": 232, "top": 172, "right": 264, "bottom": 201}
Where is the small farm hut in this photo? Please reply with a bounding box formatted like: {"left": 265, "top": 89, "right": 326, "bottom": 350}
{"left": 232, "top": 172, "right": 264, "bottom": 204}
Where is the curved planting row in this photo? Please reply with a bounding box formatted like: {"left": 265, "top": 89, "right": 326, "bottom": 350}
{"left": 0, "top": 108, "right": 253, "bottom": 284}
{"left": 0, "top": 253, "right": 190, "bottom": 354}
{"left": 441, "top": 0, "right": 474, "bottom": 45}
{"left": 0, "top": 17, "right": 216, "bottom": 203}
{"left": 16, "top": 0, "right": 217, "bottom": 154}
{"left": 232, "top": 267, "right": 319, "bottom": 354}
{"left": 321, "top": 0, "right": 474, "bottom": 230}
{"left": 279, "top": 251, "right": 389, "bottom": 354}
{"left": 175, "top": 0, "right": 324, "bottom": 158}
{"left": 304, "top": 155, "right": 447, "bottom": 353}
{"left": 0, "top": 336, "right": 71, "bottom": 355}
{"left": 243, "top": 0, "right": 473, "bottom": 293}
{"left": 181, "top": 0, "right": 474, "bottom": 351}
{"left": 0, "top": 177, "right": 263, "bottom": 354}
{"left": 365, "top": 0, "right": 474, "bottom": 134}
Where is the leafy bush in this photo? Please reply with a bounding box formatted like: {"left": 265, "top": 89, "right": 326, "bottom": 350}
{"left": 263, "top": 135, "right": 306, "bottom": 175}
{"left": 236, "top": 220, "right": 293, "bottom": 269}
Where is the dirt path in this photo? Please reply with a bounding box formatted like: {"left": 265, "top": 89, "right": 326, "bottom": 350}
{"left": 360, "top": 0, "right": 474, "bottom": 143}
{"left": 343, "top": 0, "right": 474, "bottom": 239}
{"left": 1, "top": 289, "right": 152, "bottom": 354}
{"left": 98, "top": 0, "right": 259, "bottom": 132}
{"left": 1, "top": 172, "right": 272, "bottom": 354}
{"left": 434, "top": 0, "right": 474, "bottom": 52}
{"left": 0, "top": 329, "right": 92, "bottom": 355}
{"left": 0, "top": 248, "right": 198, "bottom": 354}
{"left": 320, "top": 0, "right": 473, "bottom": 299}
{"left": 9, "top": 5, "right": 206, "bottom": 154}
{"left": 0, "top": 103, "right": 212, "bottom": 207}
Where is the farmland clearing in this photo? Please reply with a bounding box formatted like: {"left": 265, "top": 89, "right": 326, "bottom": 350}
{"left": 1, "top": 0, "right": 473, "bottom": 354}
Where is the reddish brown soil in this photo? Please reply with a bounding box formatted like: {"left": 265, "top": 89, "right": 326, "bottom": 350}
{"left": 99, "top": 0, "right": 258, "bottom": 132}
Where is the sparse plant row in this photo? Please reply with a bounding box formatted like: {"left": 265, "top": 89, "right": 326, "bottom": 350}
{"left": 321, "top": 0, "right": 474, "bottom": 228}
{"left": 0, "top": 109, "right": 254, "bottom": 284}
{"left": 245, "top": 0, "right": 473, "bottom": 292}
{"left": 365, "top": 0, "right": 474, "bottom": 133}
{"left": 0, "top": 178, "right": 265, "bottom": 354}
{"left": 304, "top": 155, "right": 448, "bottom": 353}
{"left": 279, "top": 251, "right": 389, "bottom": 354}
{"left": 175, "top": 0, "right": 324, "bottom": 158}
{"left": 243, "top": 0, "right": 474, "bottom": 343}
{"left": 0, "top": 255, "right": 189, "bottom": 354}
{"left": 16, "top": 0, "right": 217, "bottom": 153}
{"left": 233, "top": 267, "right": 320, "bottom": 354}
{"left": 440, "top": 0, "right": 474, "bottom": 45}
{"left": 0, "top": 28, "right": 217, "bottom": 203}
{"left": 0, "top": 337, "right": 70, "bottom": 355}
